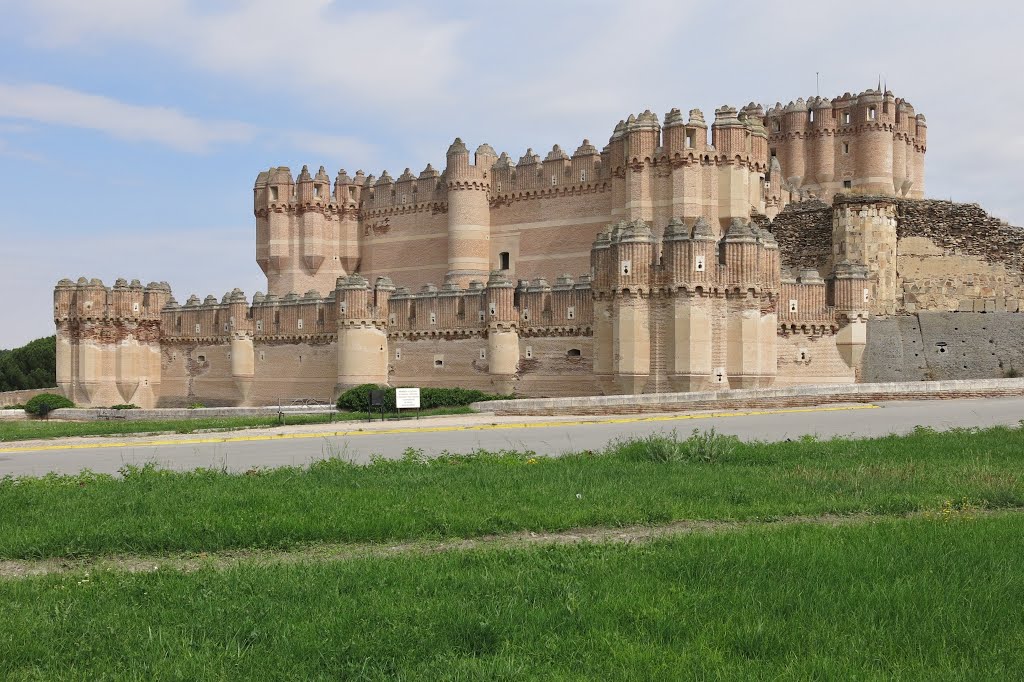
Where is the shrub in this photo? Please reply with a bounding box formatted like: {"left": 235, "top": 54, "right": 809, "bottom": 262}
{"left": 24, "top": 393, "right": 74, "bottom": 416}
{"left": 1005, "top": 366, "right": 1021, "bottom": 379}
{"left": 336, "top": 385, "right": 512, "bottom": 412}
{"left": 110, "top": 404, "right": 140, "bottom": 410}
{"left": 615, "top": 428, "right": 737, "bottom": 464}
{"left": 2, "top": 403, "right": 25, "bottom": 410}
{"left": 187, "top": 402, "right": 205, "bottom": 409}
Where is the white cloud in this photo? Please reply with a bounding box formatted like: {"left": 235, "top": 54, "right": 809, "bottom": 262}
{"left": 0, "top": 83, "right": 256, "bottom": 153}
{"left": 19, "top": 0, "right": 466, "bottom": 111}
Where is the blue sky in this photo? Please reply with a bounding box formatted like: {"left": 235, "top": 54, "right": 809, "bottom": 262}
{"left": 1, "top": 0, "right": 1021, "bottom": 348}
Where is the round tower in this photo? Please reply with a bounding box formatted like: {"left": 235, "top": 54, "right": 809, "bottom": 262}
{"left": 335, "top": 274, "right": 388, "bottom": 392}
{"left": 485, "top": 272, "right": 518, "bottom": 393}
{"left": 444, "top": 138, "right": 491, "bottom": 287}
{"left": 853, "top": 89, "right": 894, "bottom": 194}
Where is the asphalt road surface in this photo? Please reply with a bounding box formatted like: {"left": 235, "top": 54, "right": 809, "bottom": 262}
{"left": 1, "top": 397, "right": 1022, "bottom": 477}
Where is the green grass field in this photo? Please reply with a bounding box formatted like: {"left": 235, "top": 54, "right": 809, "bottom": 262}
{"left": 2, "top": 515, "right": 1021, "bottom": 679}
{"left": 1, "top": 425, "right": 1022, "bottom": 560}
{"left": 0, "top": 406, "right": 473, "bottom": 442}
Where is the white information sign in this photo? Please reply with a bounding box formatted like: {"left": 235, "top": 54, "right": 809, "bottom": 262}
{"left": 395, "top": 387, "right": 421, "bottom": 409}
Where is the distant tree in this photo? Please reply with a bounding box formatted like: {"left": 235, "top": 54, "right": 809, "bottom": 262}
{"left": 0, "top": 336, "right": 57, "bottom": 392}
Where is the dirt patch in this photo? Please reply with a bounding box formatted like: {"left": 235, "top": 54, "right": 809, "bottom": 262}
{"left": 2, "top": 506, "right": 1018, "bottom": 580}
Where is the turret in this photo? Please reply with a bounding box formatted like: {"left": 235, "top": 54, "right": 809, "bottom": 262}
{"left": 335, "top": 274, "right": 388, "bottom": 391}
{"left": 445, "top": 138, "right": 492, "bottom": 287}
{"left": 485, "top": 271, "right": 518, "bottom": 393}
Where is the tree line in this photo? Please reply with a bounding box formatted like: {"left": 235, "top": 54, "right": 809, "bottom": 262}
{"left": 0, "top": 336, "right": 57, "bottom": 392}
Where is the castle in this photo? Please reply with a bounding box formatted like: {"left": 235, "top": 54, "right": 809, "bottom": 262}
{"left": 53, "top": 87, "right": 1024, "bottom": 408}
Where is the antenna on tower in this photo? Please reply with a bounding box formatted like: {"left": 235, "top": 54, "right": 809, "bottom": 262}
{"left": 816, "top": 72, "right": 820, "bottom": 97}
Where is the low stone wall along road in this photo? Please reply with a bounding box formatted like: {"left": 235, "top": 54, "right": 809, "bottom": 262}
{"left": 1, "top": 397, "right": 1022, "bottom": 477}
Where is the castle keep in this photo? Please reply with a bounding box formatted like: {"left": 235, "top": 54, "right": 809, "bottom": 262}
{"left": 55, "top": 87, "right": 1024, "bottom": 408}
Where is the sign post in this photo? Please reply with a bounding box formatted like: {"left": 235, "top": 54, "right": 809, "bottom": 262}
{"left": 368, "top": 389, "right": 386, "bottom": 422}
{"left": 395, "top": 387, "right": 421, "bottom": 420}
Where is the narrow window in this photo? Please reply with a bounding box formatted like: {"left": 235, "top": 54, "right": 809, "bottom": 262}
{"left": 695, "top": 255, "right": 706, "bottom": 272}
{"left": 297, "top": 319, "right": 303, "bottom": 330}
{"left": 434, "top": 357, "right": 444, "bottom": 368}
{"left": 843, "top": 142, "right": 850, "bottom": 155}
{"left": 479, "top": 349, "right": 486, "bottom": 360}
{"left": 430, "top": 312, "right": 437, "bottom": 325}
{"left": 621, "top": 260, "right": 631, "bottom": 276}
{"left": 843, "top": 112, "right": 851, "bottom": 124}
{"left": 567, "top": 348, "right": 581, "bottom": 358}
{"left": 270, "top": 186, "right": 279, "bottom": 201}
{"left": 863, "top": 288, "right": 871, "bottom": 303}
{"left": 525, "top": 346, "right": 533, "bottom": 359}
{"left": 195, "top": 323, "right": 201, "bottom": 334}
{"left": 396, "top": 348, "right": 401, "bottom": 360}
{"left": 685, "top": 131, "right": 695, "bottom": 148}
{"left": 770, "top": 147, "right": 777, "bottom": 158}
{"left": 499, "top": 252, "right": 510, "bottom": 270}
{"left": 348, "top": 186, "right": 356, "bottom": 200}
{"left": 789, "top": 299, "right": 798, "bottom": 313}
{"left": 771, "top": 120, "right": 780, "bottom": 132}
{"left": 478, "top": 310, "right": 485, "bottom": 322}
{"left": 567, "top": 306, "right": 575, "bottom": 320}
{"left": 809, "top": 110, "right": 815, "bottom": 123}
{"left": 580, "top": 170, "right": 587, "bottom": 182}
{"left": 868, "top": 107, "right": 877, "bottom": 120}
{"left": 313, "top": 185, "right": 321, "bottom": 198}
{"left": 496, "top": 181, "right": 502, "bottom": 192}
{"left": 256, "top": 320, "right": 263, "bottom": 332}
{"left": 843, "top": 180, "right": 853, "bottom": 189}
{"left": 522, "top": 308, "right": 530, "bottom": 321}
{"left": 259, "top": 351, "right": 265, "bottom": 361}
{"left": 132, "top": 302, "right": 140, "bottom": 313}
{"left": 489, "top": 302, "right": 497, "bottom": 316}
{"left": 223, "top": 322, "right": 228, "bottom": 332}
{"left": 340, "top": 302, "right": 347, "bottom": 314}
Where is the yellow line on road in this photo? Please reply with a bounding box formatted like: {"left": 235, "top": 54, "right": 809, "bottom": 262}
{"left": 0, "top": 404, "right": 880, "bottom": 454}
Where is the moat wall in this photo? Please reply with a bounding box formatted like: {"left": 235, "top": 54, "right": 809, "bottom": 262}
{"left": 862, "top": 312, "right": 1024, "bottom": 382}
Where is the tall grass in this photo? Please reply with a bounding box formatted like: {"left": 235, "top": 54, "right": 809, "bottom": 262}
{"left": 0, "top": 425, "right": 1022, "bottom": 559}
{"left": 1, "top": 515, "right": 1022, "bottom": 679}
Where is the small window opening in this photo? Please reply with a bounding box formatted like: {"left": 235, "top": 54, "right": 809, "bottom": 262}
{"left": 259, "top": 351, "right": 265, "bottom": 361}
{"left": 843, "top": 180, "right": 853, "bottom": 189}
{"left": 499, "top": 252, "right": 510, "bottom": 270}
{"left": 348, "top": 186, "right": 356, "bottom": 199}
{"left": 197, "top": 354, "right": 206, "bottom": 363}
{"left": 479, "top": 349, "right": 486, "bottom": 360}
{"left": 270, "top": 186, "right": 279, "bottom": 201}
{"left": 868, "top": 107, "right": 877, "bottom": 120}
{"left": 478, "top": 310, "right": 485, "bottom": 322}
{"left": 771, "top": 120, "right": 780, "bottom": 132}
{"left": 580, "top": 170, "right": 587, "bottom": 182}
{"left": 567, "top": 306, "right": 575, "bottom": 320}
{"left": 789, "top": 299, "right": 798, "bottom": 313}
{"left": 809, "top": 110, "right": 815, "bottom": 123}
{"left": 843, "top": 112, "right": 851, "bottom": 124}
{"left": 396, "top": 348, "right": 401, "bottom": 360}
{"left": 195, "top": 323, "right": 201, "bottom": 334}
{"left": 434, "top": 358, "right": 444, "bottom": 367}
{"left": 430, "top": 312, "right": 437, "bottom": 325}
{"left": 313, "top": 185, "right": 321, "bottom": 198}
{"left": 525, "top": 346, "right": 533, "bottom": 359}
{"left": 695, "top": 255, "right": 706, "bottom": 272}
{"left": 297, "top": 319, "right": 303, "bottom": 330}
{"left": 843, "top": 142, "right": 850, "bottom": 155}
{"left": 621, "top": 260, "right": 631, "bottom": 276}
{"left": 550, "top": 175, "right": 557, "bottom": 186}
{"left": 566, "top": 348, "right": 581, "bottom": 358}
{"left": 489, "top": 302, "right": 497, "bottom": 316}
{"left": 256, "top": 320, "right": 263, "bottom": 332}
{"left": 770, "top": 147, "right": 777, "bottom": 158}
{"left": 496, "top": 181, "right": 502, "bottom": 192}
{"left": 685, "top": 131, "right": 695, "bottom": 148}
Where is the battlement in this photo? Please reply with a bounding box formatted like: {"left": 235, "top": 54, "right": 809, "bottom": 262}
{"left": 54, "top": 277, "right": 172, "bottom": 322}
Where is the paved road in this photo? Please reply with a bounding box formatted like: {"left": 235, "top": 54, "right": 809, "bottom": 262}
{"left": 1, "top": 397, "right": 1021, "bottom": 477}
